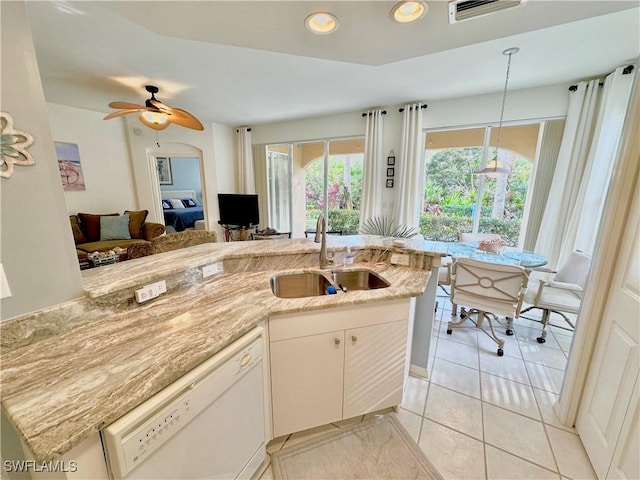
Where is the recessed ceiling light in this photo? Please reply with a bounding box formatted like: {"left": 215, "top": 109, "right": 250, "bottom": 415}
{"left": 305, "top": 12, "right": 339, "bottom": 34}
{"left": 391, "top": 1, "right": 428, "bottom": 23}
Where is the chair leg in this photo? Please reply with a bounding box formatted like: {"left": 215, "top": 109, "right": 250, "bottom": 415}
{"left": 537, "top": 309, "right": 551, "bottom": 343}
{"left": 505, "top": 317, "right": 514, "bottom": 336}
{"left": 447, "top": 309, "right": 505, "bottom": 357}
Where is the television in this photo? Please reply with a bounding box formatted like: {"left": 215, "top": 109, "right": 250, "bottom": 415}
{"left": 217, "top": 194, "right": 259, "bottom": 227}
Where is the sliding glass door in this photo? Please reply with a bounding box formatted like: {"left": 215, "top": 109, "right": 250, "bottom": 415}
{"left": 422, "top": 123, "right": 539, "bottom": 245}
{"left": 264, "top": 137, "right": 364, "bottom": 237}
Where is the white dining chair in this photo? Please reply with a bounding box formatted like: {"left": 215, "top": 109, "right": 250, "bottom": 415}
{"left": 448, "top": 257, "right": 529, "bottom": 356}
{"left": 522, "top": 250, "right": 591, "bottom": 343}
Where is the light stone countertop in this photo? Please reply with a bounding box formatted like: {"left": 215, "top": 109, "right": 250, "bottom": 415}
{"left": 0, "top": 236, "right": 444, "bottom": 462}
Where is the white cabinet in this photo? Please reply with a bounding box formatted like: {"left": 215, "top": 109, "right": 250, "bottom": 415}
{"left": 269, "top": 299, "right": 410, "bottom": 437}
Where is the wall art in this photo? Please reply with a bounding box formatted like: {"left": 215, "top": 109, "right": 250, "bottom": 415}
{"left": 1, "top": 112, "right": 35, "bottom": 179}
{"left": 55, "top": 142, "right": 85, "bottom": 190}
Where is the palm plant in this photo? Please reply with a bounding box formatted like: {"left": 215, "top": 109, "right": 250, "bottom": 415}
{"left": 359, "top": 216, "right": 418, "bottom": 238}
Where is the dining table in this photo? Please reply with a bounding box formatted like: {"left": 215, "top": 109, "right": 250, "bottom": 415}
{"left": 445, "top": 241, "right": 548, "bottom": 269}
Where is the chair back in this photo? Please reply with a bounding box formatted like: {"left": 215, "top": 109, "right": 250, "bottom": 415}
{"left": 555, "top": 251, "right": 591, "bottom": 290}
{"left": 451, "top": 257, "right": 529, "bottom": 318}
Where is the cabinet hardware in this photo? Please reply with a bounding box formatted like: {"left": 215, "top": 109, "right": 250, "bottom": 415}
{"left": 351, "top": 335, "right": 358, "bottom": 342}
{"left": 334, "top": 338, "right": 341, "bottom": 345}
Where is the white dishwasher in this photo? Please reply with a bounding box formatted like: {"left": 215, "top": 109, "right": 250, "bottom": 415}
{"left": 102, "top": 327, "right": 266, "bottom": 480}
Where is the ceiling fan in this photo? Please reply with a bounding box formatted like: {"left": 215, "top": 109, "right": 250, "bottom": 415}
{"left": 104, "top": 85, "right": 204, "bottom": 131}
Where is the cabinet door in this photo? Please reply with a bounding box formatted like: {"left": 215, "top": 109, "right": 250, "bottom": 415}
{"left": 270, "top": 331, "right": 344, "bottom": 437}
{"left": 343, "top": 320, "right": 408, "bottom": 419}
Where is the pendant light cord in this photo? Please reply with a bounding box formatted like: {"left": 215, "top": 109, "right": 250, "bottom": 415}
{"left": 495, "top": 49, "right": 516, "bottom": 155}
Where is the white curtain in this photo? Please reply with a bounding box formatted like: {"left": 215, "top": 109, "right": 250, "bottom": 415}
{"left": 236, "top": 127, "right": 255, "bottom": 194}
{"left": 535, "top": 66, "right": 635, "bottom": 268}
{"left": 392, "top": 103, "right": 426, "bottom": 230}
{"left": 359, "top": 109, "right": 384, "bottom": 227}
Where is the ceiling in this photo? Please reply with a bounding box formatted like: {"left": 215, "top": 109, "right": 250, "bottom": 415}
{"left": 26, "top": 1, "right": 640, "bottom": 127}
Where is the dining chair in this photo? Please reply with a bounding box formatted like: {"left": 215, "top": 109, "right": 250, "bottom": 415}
{"left": 522, "top": 250, "right": 591, "bottom": 343}
{"left": 448, "top": 257, "right": 529, "bottom": 356}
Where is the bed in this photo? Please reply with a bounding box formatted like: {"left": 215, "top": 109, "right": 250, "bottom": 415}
{"left": 162, "top": 189, "right": 205, "bottom": 232}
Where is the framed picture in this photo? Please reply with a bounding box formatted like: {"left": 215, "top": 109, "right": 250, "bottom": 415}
{"left": 386, "top": 178, "right": 394, "bottom": 188}
{"left": 157, "top": 157, "right": 173, "bottom": 185}
{"left": 386, "top": 167, "right": 395, "bottom": 177}
{"left": 387, "top": 156, "right": 395, "bottom": 166}
{"left": 55, "top": 142, "right": 86, "bottom": 191}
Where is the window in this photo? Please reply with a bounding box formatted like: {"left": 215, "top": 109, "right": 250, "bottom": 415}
{"left": 422, "top": 123, "right": 539, "bottom": 245}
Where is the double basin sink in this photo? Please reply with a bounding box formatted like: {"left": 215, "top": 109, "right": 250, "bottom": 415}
{"left": 270, "top": 268, "right": 390, "bottom": 299}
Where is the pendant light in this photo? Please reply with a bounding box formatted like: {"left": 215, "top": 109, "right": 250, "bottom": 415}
{"left": 477, "top": 47, "right": 519, "bottom": 176}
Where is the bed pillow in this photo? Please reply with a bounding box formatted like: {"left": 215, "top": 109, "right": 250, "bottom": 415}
{"left": 124, "top": 209, "right": 148, "bottom": 239}
{"left": 100, "top": 215, "right": 131, "bottom": 241}
{"left": 78, "top": 213, "right": 119, "bottom": 242}
{"left": 181, "top": 198, "right": 197, "bottom": 208}
{"left": 162, "top": 200, "right": 171, "bottom": 209}
{"left": 168, "top": 198, "right": 185, "bottom": 209}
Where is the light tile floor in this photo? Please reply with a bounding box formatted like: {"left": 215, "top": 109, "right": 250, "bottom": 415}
{"left": 261, "top": 296, "right": 596, "bottom": 480}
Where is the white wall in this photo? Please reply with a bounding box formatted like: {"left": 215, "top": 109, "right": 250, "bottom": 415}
{"left": 47, "top": 103, "right": 139, "bottom": 214}
{"left": 0, "top": 2, "right": 84, "bottom": 321}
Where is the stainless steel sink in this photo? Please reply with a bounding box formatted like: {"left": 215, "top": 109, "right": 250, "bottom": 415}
{"left": 331, "top": 269, "right": 390, "bottom": 291}
{"left": 270, "top": 272, "right": 333, "bottom": 298}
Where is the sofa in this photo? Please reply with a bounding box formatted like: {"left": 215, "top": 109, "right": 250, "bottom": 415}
{"left": 70, "top": 211, "right": 165, "bottom": 263}
{"left": 127, "top": 230, "right": 217, "bottom": 259}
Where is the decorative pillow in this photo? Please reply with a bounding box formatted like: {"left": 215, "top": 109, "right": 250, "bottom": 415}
{"left": 100, "top": 215, "right": 131, "bottom": 241}
{"left": 169, "top": 198, "right": 185, "bottom": 209}
{"left": 69, "top": 216, "right": 87, "bottom": 244}
{"left": 78, "top": 213, "right": 118, "bottom": 242}
{"left": 124, "top": 209, "right": 148, "bottom": 239}
{"left": 181, "top": 198, "right": 197, "bottom": 208}
{"left": 162, "top": 200, "right": 172, "bottom": 209}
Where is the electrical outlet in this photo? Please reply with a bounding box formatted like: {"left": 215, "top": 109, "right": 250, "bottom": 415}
{"left": 390, "top": 254, "right": 410, "bottom": 266}
{"left": 135, "top": 280, "right": 167, "bottom": 304}
{"left": 202, "top": 263, "right": 222, "bottom": 278}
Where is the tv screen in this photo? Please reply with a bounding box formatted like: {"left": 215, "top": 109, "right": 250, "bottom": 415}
{"left": 217, "top": 194, "right": 259, "bottom": 227}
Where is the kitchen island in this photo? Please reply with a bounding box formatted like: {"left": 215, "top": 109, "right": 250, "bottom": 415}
{"left": 0, "top": 235, "right": 444, "bottom": 472}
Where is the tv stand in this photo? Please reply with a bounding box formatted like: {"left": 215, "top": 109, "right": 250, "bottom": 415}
{"left": 221, "top": 224, "right": 257, "bottom": 242}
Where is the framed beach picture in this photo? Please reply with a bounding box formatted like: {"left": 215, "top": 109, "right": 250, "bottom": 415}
{"left": 55, "top": 142, "right": 85, "bottom": 191}
{"left": 157, "top": 157, "right": 173, "bottom": 185}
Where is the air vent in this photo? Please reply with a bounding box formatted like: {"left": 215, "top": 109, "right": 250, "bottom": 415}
{"left": 449, "top": 0, "right": 525, "bottom": 23}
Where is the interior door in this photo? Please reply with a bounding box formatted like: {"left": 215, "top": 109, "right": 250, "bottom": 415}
{"left": 576, "top": 175, "right": 640, "bottom": 479}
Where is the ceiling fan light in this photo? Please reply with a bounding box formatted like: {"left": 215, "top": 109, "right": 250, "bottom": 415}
{"left": 140, "top": 111, "right": 168, "bottom": 125}
{"left": 305, "top": 12, "right": 339, "bottom": 34}
{"left": 391, "top": 1, "right": 427, "bottom": 23}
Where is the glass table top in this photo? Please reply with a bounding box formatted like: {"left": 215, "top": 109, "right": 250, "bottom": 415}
{"left": 446, "top": 242, "right": 547, "bottom": 268}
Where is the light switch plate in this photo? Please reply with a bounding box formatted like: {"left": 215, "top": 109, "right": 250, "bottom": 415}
{"left": 202, "top": 263, "right": 222, "bottom": 278}
{"left": 390, "top": 254, "right": 410, "bottom": 266}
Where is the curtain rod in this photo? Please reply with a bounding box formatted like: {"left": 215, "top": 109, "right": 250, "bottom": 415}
{"left": 569, "top": 64, "right": 635, "bottom": 91}
{"left": 361, "top": 110, "right": 387, "bottom": 117}
{"left": 399, "top": 104, "right": 428, "bottom": 112}
{"left": 236, "top": 128, "right": 252, "bottom": 132}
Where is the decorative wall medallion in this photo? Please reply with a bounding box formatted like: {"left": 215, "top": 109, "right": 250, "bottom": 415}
{"left": 1, "top": 112, "right": 35, "bottom": 178}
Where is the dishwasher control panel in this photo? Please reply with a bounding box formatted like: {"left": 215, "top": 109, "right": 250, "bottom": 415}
{"left": 102, "top": 327, "right": 263, "bottom": 478}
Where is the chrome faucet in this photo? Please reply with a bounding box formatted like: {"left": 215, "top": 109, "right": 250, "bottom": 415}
{"left": 314, "top": 214, "right": 332, "bottom": 268}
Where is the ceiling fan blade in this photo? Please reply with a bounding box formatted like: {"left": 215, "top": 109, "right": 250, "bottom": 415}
{"left": 104, "top": 109, "right": 146, "bottom": 120}
{"left": 168, "top": 111, "right": 204, "bottom": 131}
{"left": 108, "top": 101, "right": 147, "bottom": 110}
{"left": 148, "top": 99, "right": 172, "bottom": 113}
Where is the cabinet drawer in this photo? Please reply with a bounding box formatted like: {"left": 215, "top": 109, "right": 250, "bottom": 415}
{"left": 269, "top": 298, "right": 410, "bottom": 342}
